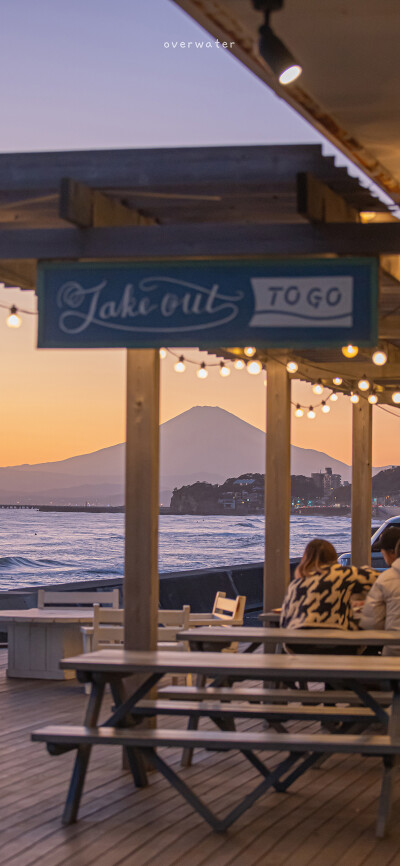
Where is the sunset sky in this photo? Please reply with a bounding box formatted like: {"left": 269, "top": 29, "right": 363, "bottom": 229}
{"left": 0, "top": 0, "right": 399, "bottom": 469}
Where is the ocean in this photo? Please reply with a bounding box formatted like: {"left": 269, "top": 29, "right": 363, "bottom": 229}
{"left": 0, "top": 510, "right": 354, "bottom": 591}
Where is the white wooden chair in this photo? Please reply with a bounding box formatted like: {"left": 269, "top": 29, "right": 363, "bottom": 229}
{"left": 38, "top": 589, "right": 120, "bottom": 610}
{"left": 81, "top": 605, "right": 191, "bottom": 654}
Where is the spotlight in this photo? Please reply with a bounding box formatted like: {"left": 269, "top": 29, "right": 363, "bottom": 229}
{"left": 294, "top": 404, "right": 304, "bottom": 418}
{"left": 342, "top": 345, "right": 358, "bottom": 358}
{"left": 286, "top": 360, "right": 298, "bottom": 374}
{"left": 372, "top": 349, "right": 387, "bottom": 367}
{"left": 247, "top": 360, "right": 262, "bottom": 375}
{"left": 258, "top": 10, "right": 302, "bottom": 85}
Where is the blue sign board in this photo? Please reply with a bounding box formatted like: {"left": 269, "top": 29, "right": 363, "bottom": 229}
{"left": 37, "top": 258, "right": 378, "bottom": 349}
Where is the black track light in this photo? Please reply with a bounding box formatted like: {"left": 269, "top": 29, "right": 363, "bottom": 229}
{"left": 252, "top": 0, "right": 302, "bottom": 85}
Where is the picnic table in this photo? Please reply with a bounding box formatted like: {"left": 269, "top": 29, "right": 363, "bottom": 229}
{"left": 177, "top": 625, "right": 400, "bottom": 653}
{"left": 32, "top": 648, "right": 400, "bottom": 836}
{"left": 0, "top": 608, "right": 94, "bottom": 679}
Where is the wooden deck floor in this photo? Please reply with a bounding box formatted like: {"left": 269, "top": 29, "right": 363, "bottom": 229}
{"left": 2, "top": 649, "right": 400, "bottom": 866}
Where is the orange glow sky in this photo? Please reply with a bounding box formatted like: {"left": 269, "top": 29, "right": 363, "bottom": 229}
{"left": 0, "top": 286, "right": 399, "bottom": 469}
{"left": 0, "top": 0, "right": 399, "bottom": 470}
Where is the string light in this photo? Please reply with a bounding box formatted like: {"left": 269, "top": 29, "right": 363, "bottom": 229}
{"left": 358, "top": 376, "right": 370, "bottom": 391}
{"left": 312, "top": 380, "right": 324, "bottom": 395}
{"left": 219, "top": 362, "right": 230, "bottom": 377}
{"left": 197, "top": 363, "right": 208, "bottom": 379}
{"left": 321, "top": 401, "right": 330, "bottom": 414}
{"left": 307, "top": 407, "right": 316, "bottom": 419}
{"left": 372, "top": 349, "right": 387, "bottom": 366}
{"left": 368, "top": 393, "right": 378, "bottom": 404}
{"left": 174, "top": 356, "right": 186, "bottom": 373}
{"left": 244, "top": 346, "right": 256, "bottom": 357}
{"left": 342, "top": 345, "right": 359, "bottom": 358}
{"left": 333, "top": 376, "right": 343, "bottom": 386}
{"left": 234, "top": 359, "right": 245, "bottom": 370}
{"left": 294, "top": 405, "right": 304, "bottom": 417}
{"left": 329, "top": 391, "right": 339, "bottom": 402}
{"left": 247, "top": 360, "right": 262, "bottom": 375}
{"left": 392, "top": 392, "right": 400, "bottom": 405}
{"left": 350, "top": 393, "right": 360, "bottom": 403}
{"left": 6, "top": 306, "right": 22, "bottom": 328}
{"left": 286, "top": 360, "right": 298, "bottom": 374}
{"left": 159, "top": 348, "right": 167, "bottom": 360}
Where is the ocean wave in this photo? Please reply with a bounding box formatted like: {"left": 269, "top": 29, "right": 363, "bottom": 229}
{"left": 0, "top": 555, "right": 70, "bottom": 569}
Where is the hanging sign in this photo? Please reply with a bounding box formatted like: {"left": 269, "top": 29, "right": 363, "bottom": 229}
{"left": 37, "top": 257, "right": 378, "bottom": 349}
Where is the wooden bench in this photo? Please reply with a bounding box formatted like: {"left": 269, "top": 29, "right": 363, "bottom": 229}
{"left": 158, "top": 685, "right": 393, "bottom": 706}
{"left": 32, "top": 724, "right": 400, "bottom": 835}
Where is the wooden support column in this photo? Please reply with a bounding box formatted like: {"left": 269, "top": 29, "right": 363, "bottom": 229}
{"left": 124, "top": 349, "right": 160, "bottom": 651}
{"left": 264, "top": 359, "right": 291, "bottom": 611}
{"left": 351, "top": 399, "right": 373, "bottom": 566}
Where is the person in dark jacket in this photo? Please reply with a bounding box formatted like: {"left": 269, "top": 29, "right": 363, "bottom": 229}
{"left": 360, "top": 528, "right": 400, "bottom": 654}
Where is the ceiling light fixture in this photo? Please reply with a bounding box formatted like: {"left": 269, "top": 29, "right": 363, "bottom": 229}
{"left": 255, "top": 1, "right": 302, "bottom": 85}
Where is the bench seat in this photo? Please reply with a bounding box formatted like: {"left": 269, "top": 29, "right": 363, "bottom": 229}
{"left": 134, "top": 698, "right": 379, "bottom": 723}
{"left": 158, "top": 685, "right": 393, "bottom": 706}
{"left": 31, "top": 724, "right": 399, "bottom": 753}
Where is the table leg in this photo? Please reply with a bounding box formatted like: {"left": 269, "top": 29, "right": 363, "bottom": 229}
{"left": 109, "top": 677, "right": 148, "bottom": 788}
{"left": 62, "top": 678, "right": 105, "bottom": 825}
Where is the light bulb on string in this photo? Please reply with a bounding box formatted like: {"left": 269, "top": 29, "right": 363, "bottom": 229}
{"left": 247, "top": 360, "right": 262, "bottom": 375}
{"left": 234, "top": 359, "right": 245, "bottom": 370}
{"left": 244, "top": 346, "right": 256, "bottom": 358}
{"left": 372, "top": 349, "right": 387, "bottom": 367}
{"left": 342, "top": 345, "right": 358, "bottom": 358}
{"left": 294, "top": 404, "right": 304, "bottom": 418}
{"left": 159, "top": 348, "right": 167, "bottom": 360}
{"left": 219, "top": 362, "right": 230, "bottom": 377}
{"left": 333, "top": 376, "right": 343, "bottom": 386}
{"left": 174, "top": 356, "right": 186, "bottom": 373}
{"left": 368, "top": 393, "right": 378, "bottom": 404}
{"left": 286, "top": 360, "right": 298, "bottom": 374}
{"left": 264, "top": 376, "right": 267, "bottom": 387}
{"left": 321, "top": 401, "right": 330, "bottom": 414}
{"left": 307, "top": 406, "right": 316, "bottom": 419}
{"left": 350, "top": 392, "right": 360, "bottom": 403}
{"left": 358, "top": 376, "right": 370, "bottom": 391}
{"left": 6, "top": 306, "right": 22, "bottom": 328}
{"left": 329, "top": 391, "right": 338, "bottom": 402}
{"left": 197, "top": 363, "right": 208, "bottom": 380}
{"left": 392, "top": 392, "right": 400, "bottom": 405}
{"left": 312, "top": 380, "right": 323, "bottom": 395}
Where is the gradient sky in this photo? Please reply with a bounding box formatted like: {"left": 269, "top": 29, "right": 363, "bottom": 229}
{"left": 0, "top": 0, "right": 398, "bottom": 469}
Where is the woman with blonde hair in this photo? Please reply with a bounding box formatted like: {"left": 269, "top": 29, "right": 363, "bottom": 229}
{"left": 280, "top": 538, "right": 378, "bottom": 636}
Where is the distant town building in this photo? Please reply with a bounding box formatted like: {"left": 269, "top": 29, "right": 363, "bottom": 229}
{"left": 312, "top": 467, "right": 342, "bottom": 495}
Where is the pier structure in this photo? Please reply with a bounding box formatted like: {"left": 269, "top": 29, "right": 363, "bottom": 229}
{"left": 0, "top": 141, "right": 399, "bottom": 649}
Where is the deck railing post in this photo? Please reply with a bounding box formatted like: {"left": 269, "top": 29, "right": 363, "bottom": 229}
{"left": 264, "top": 359, "right": 291, "bottom": 612}
{"left": 124, "top": 349, "right": 160, "bottom": 651}
{"left": 351, "top": 398, "right": 373, "bottom": 566}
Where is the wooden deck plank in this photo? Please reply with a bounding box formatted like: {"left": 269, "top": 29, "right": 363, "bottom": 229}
{"left": 2, "top": 649, "right": 400, "bottom": 865}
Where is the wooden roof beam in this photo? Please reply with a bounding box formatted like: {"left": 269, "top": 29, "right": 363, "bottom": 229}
{"left": 59, "top": 178, "right": 156, "bottom": 228}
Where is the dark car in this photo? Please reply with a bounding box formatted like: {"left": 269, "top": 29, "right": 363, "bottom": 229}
{"left": 338, "top": 515, "right": 400, "bottom": 570}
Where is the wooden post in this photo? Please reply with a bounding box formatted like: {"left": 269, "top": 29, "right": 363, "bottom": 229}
{"left": 124, "top": 349, "right": 160, "bottom": 651}
{"left": 264, "top": 360, "right": 291, "bottom": 612}
{"left": 351, "top": 399, "right": 373, "bottom": 566}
